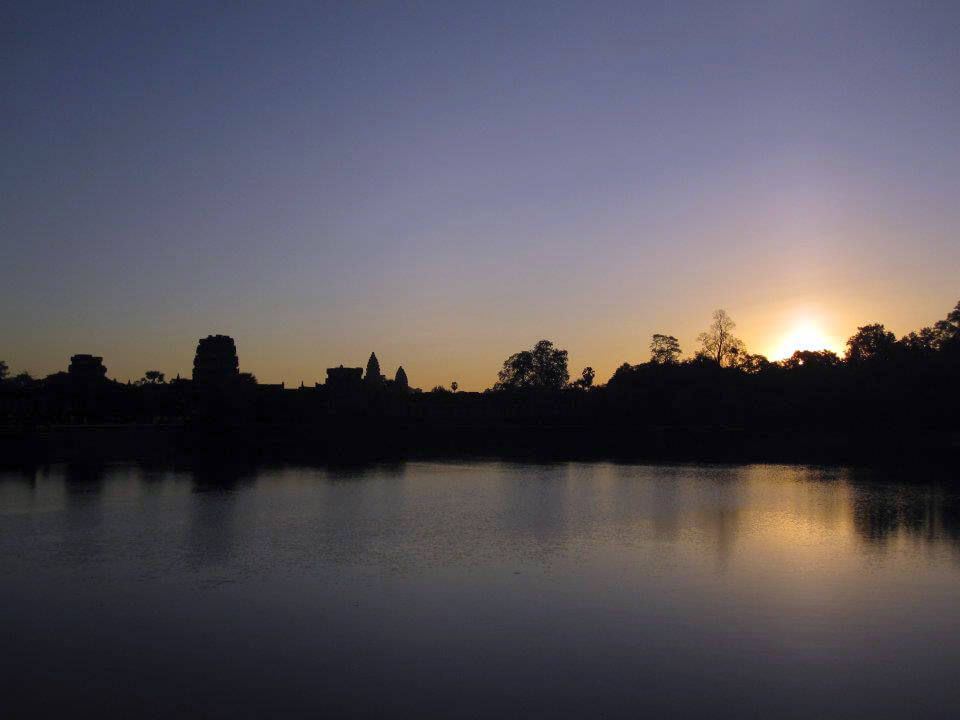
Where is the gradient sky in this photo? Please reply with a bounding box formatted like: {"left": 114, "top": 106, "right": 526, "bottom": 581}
{"left": 3, "top": 1, "right": 959, "bottom": 389}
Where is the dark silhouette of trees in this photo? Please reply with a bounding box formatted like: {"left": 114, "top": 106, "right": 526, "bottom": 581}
{"left": 902, "top": 302, "right": 960, "bottom": 357}
{"left": 11, "top": 371, "right": 37, "bottom": 389}
{"left": 607, "top": 362, "right": 636, "bottom": 386}
{"left": 782, "top": 350, "right": 841, "bottom": 370}
{"left": 697, "top": 310, "right": 743, "bottom": 367}
{"left": 650, "top": 334, "right": 681, "bottom": 364}
{"left": 0, "top": 360, "right": 8, "bottom": 383}
{"left": 735, "top": 352, "right": 771, "bottom": 374}
{"left": 932, "top": 300, "right": 960, "bottom": 350}
{"left": 495, "top": 340, "right": 569, "bottom": 390}
{"left": 845, "top": 324, "right": 896, "bottom": 364}
{"left": 572, "top": 367, "right": 595, "bottom": 389}
{"left": 900, "top": 326, "right": 942, "bottom": 355}
{"left": 496, "top": 350, "right": 534, "bottom": 389}
{"left": 2, "top": 299, "right": 959, "bottom": 459}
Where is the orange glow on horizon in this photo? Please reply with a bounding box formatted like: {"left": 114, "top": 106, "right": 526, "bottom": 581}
{"left": 768, "top": 321, "right": 844, "bottom": 361}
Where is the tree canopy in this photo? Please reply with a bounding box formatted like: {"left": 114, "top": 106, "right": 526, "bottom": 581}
{"left": 697, "top": 310, "right": 743, "bottom": 367}
{"left": 573, "top": 366, "right": 595, "bottom": 389}
{"left": 845, "top": 324, "right": 896, "bottom": 363}
{"left": 735, "top": 352, "right": 771, "bottom": 374}
{"left": 781, "top": 350, "right": 841, "bottom": 370}
{"left": 650, "top": 334, "right": 681, "bottom": 364}
{"left": 140, "top": 370, "right": 165, "bottom": 385}
{"left": 495, "top": 340, "right": 569, "bottom": 390}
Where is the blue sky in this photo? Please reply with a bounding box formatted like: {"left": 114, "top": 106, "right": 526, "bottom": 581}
{"left": 3, "top": 1, "right": 959, "bottom": 387}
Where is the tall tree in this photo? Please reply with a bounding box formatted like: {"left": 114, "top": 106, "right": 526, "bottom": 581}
{"left": 649, "top": 334, "right": 681, "bottom": 364}
{"left": 572, "top": 366, "right": 595, "bottom": 389}
{"left": 845, "top": 324, "right": 896, "bottom": 364}
{"left": 495, "top": 340, "right": 569, "bottom": 390}
{"left": 496, "top": 350, "right": 534, "bottom": 389}
{"left": 697, "top": 310, "right": 743, "bottom": 367}
{"left": 934, "top": 299, "right": 960, "bottom": 348}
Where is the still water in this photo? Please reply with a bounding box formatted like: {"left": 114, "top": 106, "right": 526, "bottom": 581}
{"left": 2, "top": 461, "right": 959, "bottom": 718}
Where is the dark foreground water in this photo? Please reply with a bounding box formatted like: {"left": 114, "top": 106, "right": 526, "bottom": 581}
{"left": 2, "top": 461, "right": 959, "bottom": 718}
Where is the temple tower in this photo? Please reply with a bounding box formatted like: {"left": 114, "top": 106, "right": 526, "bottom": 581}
{"left": 192, "top": 335, "right": 240, "bottom": 387}
{"left": 365, "top": 352, "right": 382, "bottom": 384}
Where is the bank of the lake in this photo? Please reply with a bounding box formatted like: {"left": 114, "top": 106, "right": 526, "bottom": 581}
{"left": 1, "top": 421, "right": 958, "bottom": 467}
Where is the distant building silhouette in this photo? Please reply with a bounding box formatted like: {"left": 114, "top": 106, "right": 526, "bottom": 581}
{"left": 68, "top": 355, "right": 107, "bottom": 381}
{"left": 326, "top": 365, "right": 363, "bottom": 389}
{"left": 395, "top": 366, "right": 409, "bottom": 390}
{"left": 365, "top": 352, "right": 382, "bottom": 383}
{"left": 192, "top": 335, "right": 240, "bottom": 386}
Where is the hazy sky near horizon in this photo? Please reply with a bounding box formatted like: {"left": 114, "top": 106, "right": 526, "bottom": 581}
{"left": 3, "top": 1, "right": 959, "bottom": 388}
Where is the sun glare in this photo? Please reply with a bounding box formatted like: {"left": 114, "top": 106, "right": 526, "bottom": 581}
{"left": 772, "top": 323, "right": 837, "bottom": 361}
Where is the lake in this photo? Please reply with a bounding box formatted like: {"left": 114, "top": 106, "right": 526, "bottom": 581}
{"left": 2, "top": 461, "right": 959, "bottom": 718}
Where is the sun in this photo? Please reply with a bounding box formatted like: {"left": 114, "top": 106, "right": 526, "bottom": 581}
{"left": 771, "top": 323, "right": 837, "bottom": 361}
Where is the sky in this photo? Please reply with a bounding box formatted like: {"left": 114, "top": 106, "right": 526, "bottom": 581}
{"left": 3, "top": 1, "right": 959, "bottom": 389}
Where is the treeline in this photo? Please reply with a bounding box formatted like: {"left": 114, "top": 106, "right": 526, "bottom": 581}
{"left": 485, "top": 301, "right": 959, "bottom": 431}
{"left": 493, "top": 303, "right": 960, "bottom": 388}
{"left": 1, "top": 300, "right": 958, "bottom": 434}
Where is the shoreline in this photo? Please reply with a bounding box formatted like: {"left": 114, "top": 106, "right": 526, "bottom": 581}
{"left": 2, "top": 422, "right": 957, "bottom": 468}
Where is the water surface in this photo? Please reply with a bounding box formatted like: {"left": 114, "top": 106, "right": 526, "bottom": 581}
{"left": 2, "top": 461, "right": 958, "bottom": 718}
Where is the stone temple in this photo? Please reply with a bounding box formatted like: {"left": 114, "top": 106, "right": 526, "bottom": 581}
{"left": 192, "top": 335, "right": 240, "bottom": 386}
{"left": 68, "top": 354, "right": 107, "bottom": 381}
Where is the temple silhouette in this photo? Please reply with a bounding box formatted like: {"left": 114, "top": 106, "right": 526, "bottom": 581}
{"left": 1, "top": 298, "right": 959, "bottom": 464}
